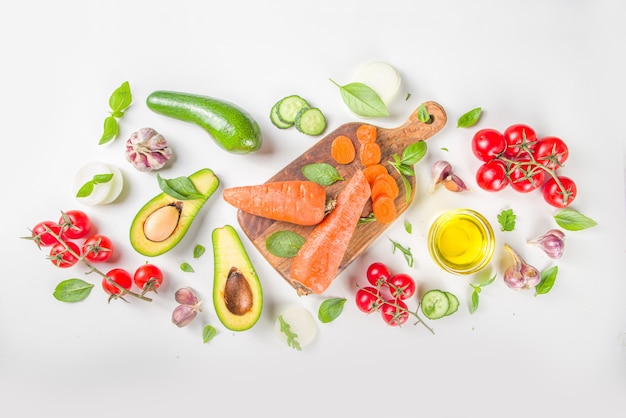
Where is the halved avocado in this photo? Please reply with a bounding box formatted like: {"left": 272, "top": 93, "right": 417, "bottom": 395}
{"left": 130, "top": 168, "right": 219, "bottom": 257}
{"left": 212, "top": 225, "right": 263, "bottom": 331}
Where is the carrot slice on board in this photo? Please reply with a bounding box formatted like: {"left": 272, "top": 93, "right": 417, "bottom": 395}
{"left": 223, "top": 180, "right": 326, "bottom": 226}
{"left": 371, "top": 173, "right": 400, "bottom": 200}
{"left": 372, "top": 195, "right": 397, "bottom": 224}
{"left": 360, "top": 142, "right": 382, "bottom": 167}
{"left": 356, "top": 124, "right": 377, "bottom": 144}
{"left": 290, "top": 170, "right": 371, "bottom": 294}
{"left": 331, "top": 135, "right": 356, "bottom": 164}
{"left": 362, "top": 164, "right": 388, "bottom": 186}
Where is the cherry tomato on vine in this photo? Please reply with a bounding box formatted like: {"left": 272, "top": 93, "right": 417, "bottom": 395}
{"left": 355, "top": 287, "right": 383, "bottom": 313}
{"left": 534, "top": 136, "right": 569, "bottom": 170}
{"left": 475, "top": 159, "right": 509, "bottom": 192}
{"left": 366, "top": 262, "right": 391, "bottom": 287}
{"left": 31, "top": 220, "right": 62, "bottom": 246}
{"left": 509, "top": 159, "right": 545, "bottom": 193}
{"left": 133, "top": 263, "right": 164, "bottom": 294}
{"left": 543, "top": 176, "right": 577, "bottom": 208}
{"left": 381, "top": 299, "right": 409, "bottom": 326}
{"left": 59, "top": 210, "right": 91, "bottom": 240}
{"left": 49, "top": 241, "right": 81, "bottom": 268}
{"left": 82, "top": 235, "right": 114, "bottom": 263}
{"left": 471, "top": 128, "right": 507, "bottom": 162}
{"left": 503, "top": 124, "right": 537, "bottom": 157}
{"left": 387, "top": 273, "right": 416, "bottom": 300}
{"left": 102, "top": 268, "right": 133, "bottom": 297}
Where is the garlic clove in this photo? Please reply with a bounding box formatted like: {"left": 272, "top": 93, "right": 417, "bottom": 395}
{"left": 428, "top": 160, "right": 452, "bottom": 193}
{"left": 528, "top": 229, "right": 565, "bottom": 259}
{"left": 503, "top": 244, "right": 540, "bottom": 291}
{"left": 174, "top": 287, "right": 199, "bottom": 305}
{"left": 172, "top": 304, "right": 199, "bottom": 328}
{"left": 443, "top": 174, "right": 470, "bottom": 192}
{"left": 125, "top": 127, "right": 173, "bottom": 172}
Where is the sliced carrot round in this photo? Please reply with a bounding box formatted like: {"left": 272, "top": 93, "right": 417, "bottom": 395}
{"left": 371, "top": 173, "right": 399, "bottom": 200}
{"left": 356, "top": 124, "right": 377, "bottom": 144}
{"left": 372, "top": 195, "right": 397, "bottom": 224}
{"left": 360, "top": 142, "right": 381, "bottom": 167}
{"left": 331, "top": 135, "right": 356, "bottom": 165}
{"left": 362, "top": 164, "right": 388, "bottom": 186}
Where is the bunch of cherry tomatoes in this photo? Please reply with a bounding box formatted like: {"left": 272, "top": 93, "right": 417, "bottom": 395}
{"left": 471, "top": 123, "right": 576, "bottom": 207}
{"left": 355, "top": 261, "right": 417, "bottom": 326}
{"left": 29, "top": 209, "right": 164, "bottom": 301}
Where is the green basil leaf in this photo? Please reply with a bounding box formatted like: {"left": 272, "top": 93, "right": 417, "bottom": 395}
{"left": 554, "top": 209, "right": 597, "bottom": 231}
{"left": 180, "top": 262, "right": 194, "bottom": 273}
{"left": 93, "top": 173, "right": 113, "bottom": 184}
{"left": 497, "top": 208, "right": 516, "bottom": 232}
{"left": 53, "top": 278, "right": 94, "bottom": 302}
{"left": 329, "top": 79, "right": 389, "bottom": 117}
{"left": 202, "top": 325, "right": 217, "bottom": 343}
{"left": 535, "top": 266, "right": 558, "bottom": 296}
{"left": 99, "top": 116, "right": 119, "bottom": 145}
{"left": 266, "top": 230, "right": 305, "bottom": 258}
{"left": 301, "top": 163, "right": 344, "bottom": 186}
{"left": 404, "top": 220, "right": 412, "bottom": 234}
{"left": 318, "top": 298, "right": 347, "bottom": 323}
{"left": 457, "top": 107, "right": 482, "bottom": 128}
{"left": 109, "top": 81, "right": 132, "bottom": 113}
{"left": 401, "top": 141, "right": 427, "bottom": 165}
{"left": 416, "top": 103, "right": 431, "bottom": 123}
{"left": 76, "top": 181, "right": 95, "bottom": 198}
{"left": 157, "top": 174, "right": 204, "bottom": 200}
{"left": 469, "top": 289, "right": 479, "bottom": 314}
{"left": 193, "top": 244, "right": 205, "bottom": 259}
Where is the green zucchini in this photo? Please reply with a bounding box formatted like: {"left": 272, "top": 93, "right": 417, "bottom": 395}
{"left": 146, "top": 91, "right": 262, "bottom": 154}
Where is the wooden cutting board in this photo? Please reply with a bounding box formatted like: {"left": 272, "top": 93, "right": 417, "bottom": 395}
{"left": 237, "top": 102, "right": 447, "bottom": 294}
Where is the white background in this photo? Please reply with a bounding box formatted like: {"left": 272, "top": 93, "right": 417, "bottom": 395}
{"left": 1, "top": 1, "right": 625, "bottom": 417}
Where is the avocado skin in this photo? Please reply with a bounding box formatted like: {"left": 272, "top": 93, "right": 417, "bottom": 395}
{"left": 130, "top": 168, "right": 219, "bottom": 257}
{"left": 212, "top": 225, "right": 263, "bottom": 331}
{"left": 146, "top": 91, "right": 262, "bottom": 154}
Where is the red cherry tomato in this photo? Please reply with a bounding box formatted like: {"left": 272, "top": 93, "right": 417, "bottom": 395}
{"left": 534, "top": 136, "right": 569, "bottom": 170}
{"left": 49, "top": 241, "right": 81, "bottom": 268}
{"left": 381, "top": 299, "right": 409, "bottom": 326}
{"left": 387, "top": 273, "right": 416, "bottom": 300}
{"left": 82, "top": 235, "right": 114, "bottom": 263}
{"left": 471, "top": 128, "right": 507, "bottom": 162}
{"left": 102, "top": 268, "right": 133, "bottom": 297}
{"left": 133, "top": 263, "right": 164, "bottom": 294}
{"left": 31, "top": 221, "right": 62, "bottom": 246}
{"left": 355, "top": 287, "right": 382, "bottom": 313}
{"left": 509, "top": 159, "right": 545, "bottom": 193}
{"left": 59, "top": 210, "right": 92, "bottom": 240}
{"left": 475, "top": 159, "right": 509, "bottom": 192}
{"left": 503, "top": 124, "right": 537, "bottom": 157}
{"left": 366, "top": 262, "right": 391, "bottom": 287}
{"left": 542, "top": 176, "right": 577, "bottom": 208}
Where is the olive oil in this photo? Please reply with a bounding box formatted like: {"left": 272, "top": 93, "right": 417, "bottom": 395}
{"left": 428, "top": 209, "right": 495, "bottom": 275}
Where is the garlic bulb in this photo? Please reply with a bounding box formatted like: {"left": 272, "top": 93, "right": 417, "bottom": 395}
{"left": 503, "top": 244, "right": 540, "bottom": 291}
{"left": 528, "top": 229, "right": 565, "bottom": 259}
{"left": 125, "top": 127, "right": 173, "bottom": 171}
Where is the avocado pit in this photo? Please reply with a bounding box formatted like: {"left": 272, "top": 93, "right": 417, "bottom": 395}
{"left": 143, "top": 203, "right": 182, "bottom": 242}
{"left": 224, "top": 267, "right": 254, "bottom": 316}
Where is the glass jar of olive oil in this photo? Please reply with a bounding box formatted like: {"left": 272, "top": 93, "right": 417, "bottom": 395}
{"left": 428, "top": 209, "right": 495, "bottom": 275}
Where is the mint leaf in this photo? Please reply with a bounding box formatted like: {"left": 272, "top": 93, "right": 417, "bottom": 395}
{"left": 457, "top": 107, "right": 482, "bottom": 128}
{"left": 329, "top": 79, "right": 389, "bottom": 117}
{"left": 497, "top": 208, "right": 516, "bottom": 231}
{"left": 554, "top": 209, "right": 597, "bottom": 231}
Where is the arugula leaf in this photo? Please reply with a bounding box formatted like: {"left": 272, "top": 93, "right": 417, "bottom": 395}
{"left": 157, "top": 174, "right": 204, "bottom": 200}
{"left": 53, "top": 278, "right": 94, "bottom": 302}
{"left": 329, "top": 79, "right": 389, "bottom": 117}
{"left": 497, "top": 208, "right": 517, "bottom": 231}
{"left": 389, "top": 238, "right": 414, "bottom": 268}
{"left": 535, "top": 266, "right": 558, "bottom": 296}
{"left": 278, "top": 315, "right": 301, "bottom": 351}
{"left": 318, "top": 298, "right": 346, "bottom": 323}
{"left": 554, "top": 209, "right": 597, "bottom": 231}
{"left": 265, "top": 230, "right": 305, "bottom": 258}
{"left": 457, "top": 107, "right": 482, "bottom": 128}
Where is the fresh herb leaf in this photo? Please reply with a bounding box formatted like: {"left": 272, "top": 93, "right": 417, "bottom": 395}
{"left": 157, "top": 174, "right": 204, "bottom": 200}
{"left": 109, "top": 81, "right": 132, "bottom": 115}
{"left": 202, "top": 325, "right": 217, "bottom": 343}
{"left": 404, "top": 220, "right": 412, "bottom": 234}
{"left": 535, "top": 266, "right": 558, "bottom": 296}
{"left": 389, "top": 141, "right": 428, "bottom": 204}
{"left": 53, "top": 278, "right": 94, "bottom": 302}
{"left": 457, "top": 107, "right": 482, "bottom": 128}
{"left": 416, "top": 103, "right": 431, "bottom": 123}
{"left": 329, "top": 78, "right": 389, "bottom": 117}
{"left": 441, "top": 147, "right": 449, "bottom": 152}
{"left": 497, "top": 208, "right": 517, "bottom": 231}
{"left": 301, "top": 163, "right": 344, "bottom": 186}
{"left": 193, "top": 244, "right": 205, "bottom": 259}
{"left": 389, "top": 238, "right": 414, "bottom": 268}
{"left": 180, "top": 262, "right": 194, "bottom": 273}
{"left": 278, "top": 315, "right": 301, "bottom": 351}
{"left": 76, "top": 173, "right": 114, "bottom": 198}
{"left": 318, "top": 298, "right": 346, "bottom": 323}
{"left": 554, "top": 209, "right": 597, "bottom": 231}
{"left": 99, "top": 116, "right": 119, "bottom": 145}
{"left": 266, "top": 230, "right": 305, "bottom": 258}
{"left": 401, "top": 141, "right": 428, "bottom": 165}
{"left": 405, "top": 92, "right": 411, "bottom": 101}
{"left": 469, "top": 273, "right": 496, "bottom": 314}
{"left": 358, "top": 213, "right": 377, "bottom": 224}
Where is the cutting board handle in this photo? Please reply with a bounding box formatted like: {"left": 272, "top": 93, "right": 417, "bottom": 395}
{"left": 386, "top": 101, "right": 447, "bottom": 148}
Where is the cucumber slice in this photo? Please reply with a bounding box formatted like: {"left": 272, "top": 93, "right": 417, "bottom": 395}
{"left": 270, "top": 101, "right": 293, "bottom": 129}
{"left": 420, "top": 290, "right": 450, "bottom": 320}
{"left": 276, "top": 95, "right": 309, "bottom": 124}
{"left": 295, "top": 107, "right": 327, "bottom": 136}
{"left": 444, "top": 292, "right": 459, "bottom": 316}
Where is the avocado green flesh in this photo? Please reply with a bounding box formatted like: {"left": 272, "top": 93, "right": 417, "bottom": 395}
{"left": 212, "top": 225, "right": 263, "bottom": 331}
{"left": 130, "top": 168, "right": 219, "bottom": 257}
{"left": 146, "top": 91, "right": 262, "bottom": 154}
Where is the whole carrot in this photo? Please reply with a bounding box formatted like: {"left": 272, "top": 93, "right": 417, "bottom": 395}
{"left": 290, "top": 170, "right": 371, "bottom": 294}
{"left": 223, "top": 181, "right": 326, "bottom": 226}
